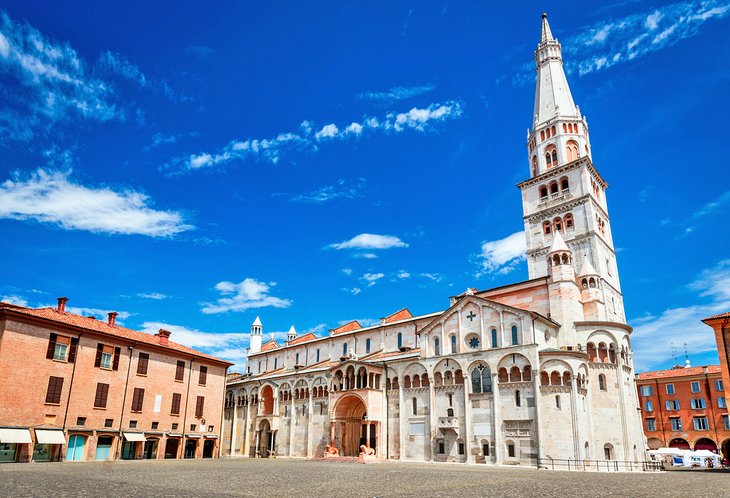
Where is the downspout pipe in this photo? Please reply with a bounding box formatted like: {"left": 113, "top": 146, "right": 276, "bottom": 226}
{"left": 180, "top": 358, "right": 195, "bottom": 459}
{"left": 61, "top": 331, "right": 83, "bottom": 462}
{"left": 115, "top": 343, "right": 136, "bottom": 460}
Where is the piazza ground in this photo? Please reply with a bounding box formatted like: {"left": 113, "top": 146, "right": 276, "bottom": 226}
{"left": 3, "top": 459, "right": 730, "bottom": 497}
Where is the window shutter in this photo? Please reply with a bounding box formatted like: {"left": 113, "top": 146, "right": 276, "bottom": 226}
{"left": 46, "top": 333, "right": 58, "bottom": 359}
{"left": 132, "top": 388, "right": 145, "bottom": 412}
{"left": 137, "top": 352, "right": 149, "bottom": 375}
{"left": 171, "top": 393, "right": 181, "bottom": 415}
{"left": 112, "top": 347, "right": 121, "bottom": 370}
{"left": 199, "top": 366, "right": 207, "bottom": 385}
{"left": 94, "top": 383, "right": 109, "bottom": 408}
{"left": 68, "top": 337, "right": 79, "bottom": 363}
{"left": 195, "top": 396, "right": 204, "bottom": 417}
{"left": 94, "top": 343, "right": 104, "bottom": 367}
{"left": 46, "top": 376, "right": 64, "bottom": 404}
{"left": 175, "top": 361, "right": 185, "bottom": 381}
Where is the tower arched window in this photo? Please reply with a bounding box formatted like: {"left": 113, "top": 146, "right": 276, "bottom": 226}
{"left": 471, "top": 364, "right": 492, "bottom": 394}
{"left": 412, "top": 397, "right": 417, "bottom": 415}
{"left": 562, "top": 123, "right": 567, "bottom": 133}
{"left": 515, "top": 389, "right": 521, "bottom": 407}
{"left": 566, "top": 140, "right": 579, "bottom": 162}
{"left": 365, "top": 338, "right": 371, "bottom": 354}
{"left": 552, "top": 149, "right": 558, "bottom": 165}
{"left": 397, "top": 332, "right": 403, "bottom": 349}
{"left": 598, "top": 374, "right": 607, "bottom": 391}
{"left": 549, "top": 182, "right": 559, "bottom": 194}
{"left": 532, "top": 156, "right": 538, "bottom": 176}
{"left": 540, "top": 130, "right": 545, "bottom": 141}
{"left": 539, "top": 186, "right": 548, "bottom": 199}
{"left": 560, "top": 178, "right": 569, "bottom": 191}
{"left": 545, "top": 152, "right": 552, "bottom": 168}
{"left": 543, "top": 221, "right": 552, "bottom": 235}
{"left": 434, "top": 337, "right": 440, "bottom": 356}
{"left": 491, "top": 328, "right": 498, "bottom": 348}
{"left": 551, "top": 125, "right": 556, "bottom": 136}
{"left": 556, "top": 395, "right": 561, "bottom": 409}
{"left": 553, "top": 217, "right": 563, "bottom": 231}
{"left": 343, "top": 343, "right": 348, "bottom": 357}
{"left": 295, "top": 353, "right": 299, "bottom": 365}
{"left": 564, "top": 213, "right": 574, "bottom": 229}
{"left": 451, "top": 335, "right": 457, "bottom": 354}
{"left": 316, "top": 349, "right": 320, "bottom": 362}
{"left": 511, "top": 326, "right": 519, "bottom": 345}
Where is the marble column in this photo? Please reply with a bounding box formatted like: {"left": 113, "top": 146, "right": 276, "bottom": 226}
{"left": 463, "top": 371, "right": 474, "bottom": 463}
{"left": 398, "top": 380, "right": 406, "bottom": 460}
{"left": 492, "top": 372, "right": 501, "bottom": 464}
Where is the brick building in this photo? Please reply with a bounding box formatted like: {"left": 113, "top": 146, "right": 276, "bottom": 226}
{"left": 635, "top": 365, "right": 729, "bottom": 458}
{"left": 703, "top": 312, "right": 730, "bottom": 404}
{"left": 0, "top": 298, "right": 231, "bottom": 463}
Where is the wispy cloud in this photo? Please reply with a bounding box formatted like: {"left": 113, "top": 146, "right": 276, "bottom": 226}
{"left": 144, "top": 131, "right": 198, "bottom": 151}
{"left": 342, "top": 287, "right": 362, "bottom": 296}
{"left": 419, "top": 272, "right": 444, "bottom": 282}
{"left": 693, "top": 190, "right": 730, "bottom": 218}
{"left": 0, "top": 168, "right": 193, "bottom": 237}
{"left": 362, "top": 272, "right": 385, "bottom": 287}
{"left": 137, "top": 292, "right": 167, "bottom": 300}
{"left": 358, "top": 84, "right": 435, "bottom": 102}
{"left": 201, "top": 278, "right": 292, "bottom": 314}
{"left": 290, "top": 178, "right": 367, "bottom": 203}
{"left": 0, "top": 11, "right": 119, "bottom": 142}
{"left": 631, "top": 259, "right": 730, "bottom": 371}
{"left": 565, "top": 0, "right": 730, "bottom": 76}
{"left": 476, "top": 231, "right": 526, "bottom": 276}
{"left": 329, "top": 233, "right": 409, "bottom": 251}
{"left": 65, "top": 306, "right": 131, "bottom": 322}
{"left": 0, "top": 295, "right": 28, "bottom": 306}
{"left": 168, "top": 101, "right": 463, "bottom": 172}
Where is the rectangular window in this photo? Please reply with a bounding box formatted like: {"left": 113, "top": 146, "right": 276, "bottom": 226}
{"left": 724, "top": 415, "right": 729, "bottom": 430}
{"left": 507, "top": 443, "right": 515, "bottom": 458}
{"left": 171, "top": 423, "right": 178, "bottom": 431}
{"left": 690, "top": 398, "right": 706, "bottom": 410}
{"left": 53, "top": 337, "right": 70, "bottom": 361}
{"left": 458, "top": 442, "right": 465, "bottom": 455}
{"left": 199, "top": 366, "right": 208, "bottom": 385}
{"left": 190, "top": 424, "right": 196, "bottom": 432}
{"left": 666, "top": 383, "right": 675, "bottom": 395}
{"left": 640, "top": 385, "right": 653, "bottom": 396}
{"left": 104, "top": 418, "right": 113, "bottom": 428}
{"left": 45, "top": 376, "right": 64, "bottom": 404}
{"left": 644, "top": 401, "right": 653, "bottom": 412}
{"left": 693, "top": 417, "right": 709, "bottom": 431}
{"left": 646, "top": 418, "right": 656, "bottom": 431}
{"left": 151, "top": 422, "right": 159, "bottom": 430}
{"left": 171, "top": 393, "right": 181, "bottom": 415}
{"left": 195, "top": 396, "right": 205, "bottom": 418}
{"left": 137, "top": 352, "right": 149, "bottom": 375}
{"left": 316, "top": 349, "right": 320, "bottom": 362}
{"left": 670, "top": 417, "right": 682, "bottom": 431}
{"left": 438, "top": 440, "right": 445, "bottom": 454}
{"left": 716, "top": 379, "right": 724, "bottom": 391}
{"left": 691, "top": 381, "right": 701, "bottom": 393}
{"left": 175, "top": 360, "right": 185, "bottom": 381}
{"left": 76, "top": 417, "right": 86, "bottom": 426}
{"left": 94, "top": 383, "right": 109, "bottom": 408}
{"left": 718, "top": 397, "right": 726, "bottom": 409}
{"left": 129, "top": 420, "right": 137, "bottom": 429}
{"left": 131, "top": 387, "right": 145, "bottom": 412}
{"left": 95, "top": 343, "right": 119, "bottom": 370}
{"left": 665, "top": 400, "right": 680, "bottom": 411}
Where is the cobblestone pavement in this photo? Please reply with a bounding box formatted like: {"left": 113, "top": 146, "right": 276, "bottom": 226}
{"left": 2, "top": 458, "right": 729, "bottom": 498}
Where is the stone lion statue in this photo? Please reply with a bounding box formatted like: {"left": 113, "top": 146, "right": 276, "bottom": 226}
{"left": 360, "top": 445, "right": 375, "bottom": 456}
{"left": 325, "top": 444, "right": 340, "bottom": 455}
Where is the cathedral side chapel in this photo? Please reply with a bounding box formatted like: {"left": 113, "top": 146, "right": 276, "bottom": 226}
{"left": 221, "top": 14, "right": 647, "bottom": 465}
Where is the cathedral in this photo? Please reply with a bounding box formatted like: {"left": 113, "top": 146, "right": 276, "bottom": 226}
{"left": 222, "top": 14, "right": 647, "bottom": 465}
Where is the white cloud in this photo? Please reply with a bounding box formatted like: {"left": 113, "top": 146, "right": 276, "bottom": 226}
{"left": 358, "top": 84, "right": 435, "bottom": 102}
{"left": 0, "top": 168, "right": 193, "bottom": 237}
{"left": 397, "top": 271, "right": 411, "bottom": 279}
{"left": 341, "top": 268, "right": 353, "bottom": 276}
{"left": 290, "top": 178, "right": 366, "bottom": 203}
{"left": 97, "top": 51, "right": 149, "bottom": 88}
{"left": 476, "top": 231, "right": 526, "bottom": 276}
{"left": 65, "top": 306, "right": 131, "bottom": 322}
{"left": 168, "top": 101, "right": 463, "bottom": 172}
{"left": 631, "top": 259, "right": 730, "bottom": 371}
{"left": 137, "top": 292, "right": 167, "bottom": 300}
{"left": 0, "top": 295, "right": 28, "bottom": 306}
{"left": 353, "top": 252, "right": 378, "bottom": 259}
{"left": 419, "top": 272, "right": 443, "bottom": 282}
{"left": 693, "top": 190, "right": 730, "bottom": 219}
{"left": 0, "top": 11, "right": 120, "bottom": 142}
{"left": 362, "top": 273, "right": 385, "bottom": 287}
{"left": 201, "top": 278, "right": 292, "bottom": 314}
{"left": 565, "top": 1, "right": 730, "bottom": 75}
{"left": 329, "top": 233, "right": 408, "bottom": 250}
{"left": 342, "top": 287, "right": 362, "bottom": 295}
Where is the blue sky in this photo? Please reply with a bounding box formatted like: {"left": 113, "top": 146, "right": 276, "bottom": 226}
{"left": 1, "top": 1, "right": 729, "bottom": 373}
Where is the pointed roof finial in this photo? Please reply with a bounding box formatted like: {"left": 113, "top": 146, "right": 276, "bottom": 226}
{"left": 578, "top": 256, "right": 599, "bottom": 277}
{"left": 252, "top": 316, "right": 262, "bottom": 327}
{"left": 541, "top": 12, "right": 554, "bottom": 43}
{"left": 548, "top": 230, "right": 570, "bottom": 254}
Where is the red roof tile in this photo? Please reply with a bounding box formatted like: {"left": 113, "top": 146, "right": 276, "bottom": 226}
{"left": 636, "top": 365, "right": 722, "bottom": 380}
{"left": 702, "top": 311, "right": 730, "bottom": 322}
{"left": 260, "top": 340, "right": 280, "bottom": 352}
{"left": 366, "top": 348, "right": 421, "bottom": 361}
{"left": 382, "top": 308, "right": 412, "bottom": 324}
{"left": 0, "top": 302, "right": 231, "bottom": 365}
{"left": 330, "top": 320, "right": 361, "bottom": 335}
{"left": 288, "top": 332, "right": 317, "bottom": 345}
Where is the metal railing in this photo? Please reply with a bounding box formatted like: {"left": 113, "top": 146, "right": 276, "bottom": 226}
{"left": 537, "top": 457, "right": 664, "bottom": 472}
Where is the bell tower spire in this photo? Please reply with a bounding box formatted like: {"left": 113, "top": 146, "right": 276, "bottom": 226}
{"left": 518, "top": 13, "right": 625, "bottom": 323}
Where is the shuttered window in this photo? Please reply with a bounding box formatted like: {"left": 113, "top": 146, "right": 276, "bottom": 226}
{"left": 199, "top": 366, "right": 207, "bottom": 385}
{"left": 94, "top": 383, "right": 109, "bottom": 408}
{"left": 137, "top": 352, "right": 149, "bottom": 375}
{"left": 131, "top": 388, "right": 145, "bottom": 412}
{"left": 95, "top": 344, "right": 121, "bottom": 370}
{"left": 175, "top": 360, "right": 185, "bottom": 381}
{"left": 195, "top": 396, "right": 205, "bottom": 417}
{"left": 46, "top": 333, "right": 58, "bottom": 359}
{"left": 171, "top": 393, "right": 181, "bottom": 415}
{"left": 45, "top": 376, "right": 64, "bottom": 404}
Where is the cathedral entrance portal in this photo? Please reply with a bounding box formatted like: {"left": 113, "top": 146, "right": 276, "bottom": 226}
{"left": 257, "top": 419, "right": 275, "bottom": 457}
{"left": 331, "top": 394, "right": 376, "bottom": 457}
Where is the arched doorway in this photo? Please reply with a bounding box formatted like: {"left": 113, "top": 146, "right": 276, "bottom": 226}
{"left": 258, "top": 419, "right": 274, "bottom": 457}
{"left": 332, "top": 394, "right": 368, "bottom": 457}
{"left": 647, "top": 437, "right": 663, "bottom": 450}
{"left": 694, "top": 438, "right": 717, "bottom": 452}
{"left": 261, "top": 385, "right": 274, "bottom": 415}
{"left": 669, "top": 438, "right": 690, "bottom": 450}
{"left": 721, "top": 440, "right": 730, "bottom": 462}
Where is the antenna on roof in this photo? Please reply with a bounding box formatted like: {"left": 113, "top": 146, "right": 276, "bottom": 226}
{"left": 684, "top": 343, "right": 691, "bottom": 368}
{"left": 671, "top": 343, "right": 678, "bottom": 367}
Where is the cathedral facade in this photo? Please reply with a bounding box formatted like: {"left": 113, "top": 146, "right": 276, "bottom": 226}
{"left": 222, "top": 14, "right": 646, "bottom": 465}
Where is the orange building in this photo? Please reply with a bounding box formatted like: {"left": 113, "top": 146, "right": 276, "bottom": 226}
{"left": 0, "top": 299, "right": 231, "bottom": 463}
{"left": 635, "top": 365, "right": 729, "bottom": 458}
{"left": 703, "top": 312, "right": 730, "bottom": 404}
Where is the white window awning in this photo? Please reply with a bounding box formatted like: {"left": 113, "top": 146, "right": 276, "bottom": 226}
{"left": 35, "top": 429, "right": 66, "bottom": 445}
{"left": 123, "top": 432, "right": 147, "bottom": 442}
{"left": 0, "top": 428, "right": 32, "bottom": 444}
{"left": 203, "top": 434, "right": 218, "bottom": 439}
{"left": 185, "top": 434, "right": 201, "bottom": 439}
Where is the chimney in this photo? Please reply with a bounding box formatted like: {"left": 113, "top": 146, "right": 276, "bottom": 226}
{"left": 156, "top": 329, "right": 171, "bottom": 346}
{"left": 107, "top": 312, "right": 118, "bottom": 327}
{"left": 57, "top": 297, "right": 68, "bottom": 313}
